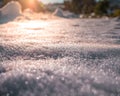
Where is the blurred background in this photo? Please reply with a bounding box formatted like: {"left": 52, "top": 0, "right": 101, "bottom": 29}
{"left": 0, "top": 0, "right": 120, "bottom": 17}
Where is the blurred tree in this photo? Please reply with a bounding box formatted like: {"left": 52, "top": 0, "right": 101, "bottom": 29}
{"left": 64, "top": 0, "right": 96, "bottom": 14}
{"left": 113, "top": 9, "right": 120, "bottom": 17}
{"left": 64, "top": 1, "right": 71, "bottom": 10}
{"left": 81, "top": 0, "right": 96, "bottom": 14}
{"left": 94, "top": 0, "right": 109, "bottom": 16}
{"left": 3, "top": 0, "right": 11, "bottom": 5}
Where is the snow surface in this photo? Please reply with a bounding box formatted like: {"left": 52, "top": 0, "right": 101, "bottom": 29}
{"left": 0, "top": 3, "right": 120, "bottom": 96}
{"left": 53, "top": 8, "right": 64, "bottom": 17}
{"left": 0, "top": 1, "right": 21, "bottom": 23}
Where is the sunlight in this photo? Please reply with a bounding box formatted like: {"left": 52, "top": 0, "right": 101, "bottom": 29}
{"left": 17, "top": 20, "right": 59, "bottom": 44}
{"left": 27, "top": 0, "right": 36, "bottom": 11}
{"left": 19, "top": 21, "right": 48, "bottom": 29}
{"left": 28, "top": 0, "right": 35, "bottom": 6}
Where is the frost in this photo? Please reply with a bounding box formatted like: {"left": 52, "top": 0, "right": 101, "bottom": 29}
{"left": 0, "top": 7, "right": 120, "bottom": 96}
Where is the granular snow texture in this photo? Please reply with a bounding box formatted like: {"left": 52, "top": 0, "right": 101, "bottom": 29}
{"left": 0, "top": 9, "right": 120, "bottom": 96}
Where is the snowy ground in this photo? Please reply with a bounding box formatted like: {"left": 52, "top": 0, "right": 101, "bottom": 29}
{"left": 0, "top": 16, "right": 120, "bottom": 96}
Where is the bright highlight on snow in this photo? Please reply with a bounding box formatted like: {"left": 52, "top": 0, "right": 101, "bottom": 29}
{"left": 0, "top": 1, "right": 120, "bottom": 96}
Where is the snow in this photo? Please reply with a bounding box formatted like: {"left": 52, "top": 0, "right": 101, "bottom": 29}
{"left": 0, "top": 1, "right": 22, "bottom": 23}
{"left": 0, "top": 3, "right": 120, "bottom": 96}
{"left": 53, "top": 8, "right": 78, "bottom": 18}
{"left": 53, "top": 8, "right": 64, "bottom": 17}
{"left": 23, "top": 9, "right": 34, "bottom": 14}
{"left": 62, "top": 11, "right": 78, "bottom": 18}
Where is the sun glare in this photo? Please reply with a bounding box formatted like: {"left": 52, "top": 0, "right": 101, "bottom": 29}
{"left": 20, "top": 21, "right": 47, "bottom": 28}
{"left": 28, "top": 0, "right": 35, "bottom": 5}
{"left": 27, "top": 0, "right": 36, "bottom": 11}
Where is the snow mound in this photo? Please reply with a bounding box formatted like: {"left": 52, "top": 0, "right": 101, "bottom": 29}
{"left": 53, "top": 8, "right": 79, "bottom": 18}
{"left": 53, "top": 8, "right": 64, "bottom": 17}
{"left": 23, "top": 8, "right": 34, "bottom": 14}
{"left": 0, "top": 1, "right": 22, "bottom": 23}
{"left": 63, "top": 11, "right": 78, "bottom": 18}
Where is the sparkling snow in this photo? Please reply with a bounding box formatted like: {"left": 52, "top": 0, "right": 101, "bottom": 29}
{"left": 0, "top": 2, "right": 120, "bottom": 96}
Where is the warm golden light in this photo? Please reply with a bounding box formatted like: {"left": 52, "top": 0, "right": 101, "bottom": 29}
{"left": 27, "top": 0, "right": 36, "bottom": 11}
{"left": 28, "top": 0, "right": 35, "bottom": 6}
{"left": 20, "top": 21, "right": 48, "bottom": 29}
{"left": 17, "top": 21, "right": 59, "bottom": 44}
